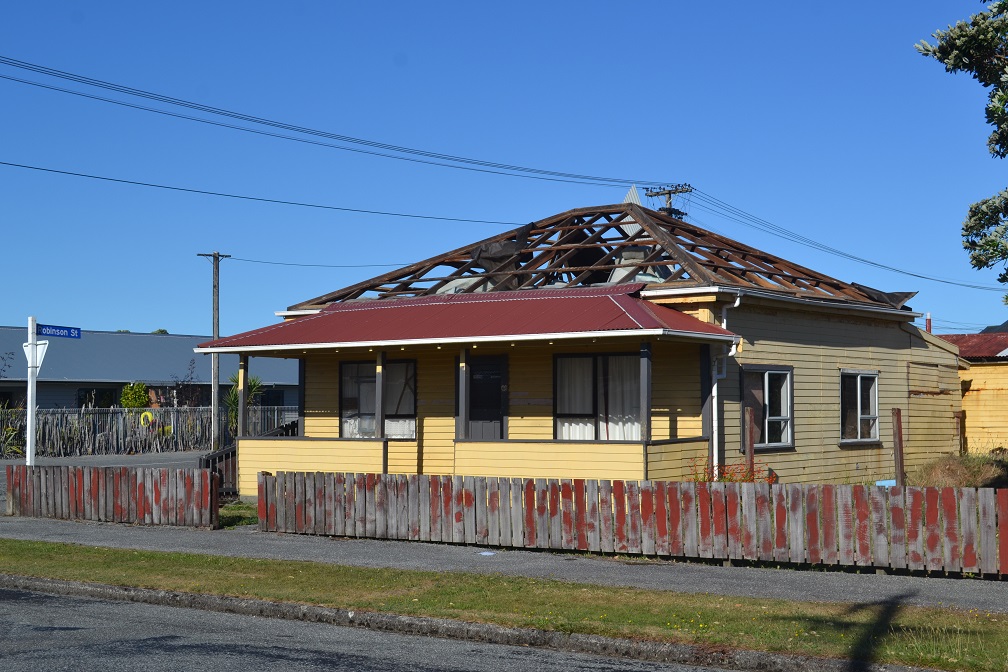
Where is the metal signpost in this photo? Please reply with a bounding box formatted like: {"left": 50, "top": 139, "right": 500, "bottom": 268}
{"left": 23, "top": 317, "right": 79, "bottom": 466}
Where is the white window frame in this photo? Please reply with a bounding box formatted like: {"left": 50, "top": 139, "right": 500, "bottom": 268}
{"left": 741, "top": 366, "right": 793, "bottom": 450}
{"left": 554, "top": 353, "right": 641, "bottom": 442}
{"left": 840, "top": 369, "right": 879, "bottom": 443}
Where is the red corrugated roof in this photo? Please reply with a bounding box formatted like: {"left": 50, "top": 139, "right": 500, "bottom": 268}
{"left": 939, "top": 333, "right": 1008, "bottom": 360}
{"left": 198, "top": 285, "right": 736, "bottom": 352}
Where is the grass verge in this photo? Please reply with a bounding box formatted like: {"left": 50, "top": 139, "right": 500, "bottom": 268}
{"left": 0, "top": 538, "right": 1004, "bottom": 671}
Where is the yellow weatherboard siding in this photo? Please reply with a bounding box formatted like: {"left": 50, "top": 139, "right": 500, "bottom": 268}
{"left": 717, "top": 303, "right": 961, "bottom": 484}
{"left": 647, "top": 439, "right": 709, "bottom": 481}
{"left": 454, "top": 441, "right": 644, "bottom": 480}
{"left": 238, "top": 438, "right": 384, "bottom": 498}
{"left": 960, "top": 361, "right": 1008, "bottom": 452}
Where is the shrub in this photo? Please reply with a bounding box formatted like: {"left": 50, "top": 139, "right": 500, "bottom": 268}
{"left": 119, "top": 382, "right": 149, "bottom": 409}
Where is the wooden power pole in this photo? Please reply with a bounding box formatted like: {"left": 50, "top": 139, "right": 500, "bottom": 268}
{"left": 198, "top": 252, "right": 230, "bottom": 450}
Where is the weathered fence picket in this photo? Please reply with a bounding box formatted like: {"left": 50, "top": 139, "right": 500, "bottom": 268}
{"left": 252, "top": 470, "right": 1008, "bottom": 578}
{"left": 6, "top": 464, "right": 217, "bottom": 527}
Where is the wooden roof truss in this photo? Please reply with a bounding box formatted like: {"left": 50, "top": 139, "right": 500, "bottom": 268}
{"left": 291, "top": 204, "right": 904, "bottom": 310}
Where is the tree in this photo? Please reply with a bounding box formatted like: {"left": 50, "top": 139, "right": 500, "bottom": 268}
{"left": 151, "top": 329, "right": 169, "bottom": 334}
{"left": 918, "top": 2, "right": 1008, "bottom": 299}
{"left": 225, "top": 372, "right": 263, "bottom": 434}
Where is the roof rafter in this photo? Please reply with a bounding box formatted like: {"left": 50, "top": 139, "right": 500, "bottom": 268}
{"left": 287, "top": 203, "right": 905, "bottom": 311}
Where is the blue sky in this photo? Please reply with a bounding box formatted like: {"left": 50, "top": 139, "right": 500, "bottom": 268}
{"left": 1, "top": 2, "right": 1006, "bottom": 341}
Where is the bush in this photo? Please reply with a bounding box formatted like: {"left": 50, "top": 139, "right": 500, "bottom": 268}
{"left": 119, "top": 382, "right": 149, "bottom": 409}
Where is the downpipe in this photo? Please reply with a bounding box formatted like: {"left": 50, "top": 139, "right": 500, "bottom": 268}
{"left": 711, "top": 293, "right": 742, "bottom": 481}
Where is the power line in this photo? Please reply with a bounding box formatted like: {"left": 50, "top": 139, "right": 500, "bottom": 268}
{"left": 0, "top": 56, "right": 667, "bottom": 188}
{"left": 687, "top": 189, "right": 1007, "bottom": 293}
{"left": 0, "top": 73, "right": 629, "bottom": 188}
{"left": 231, "top": 257, "right": 408, "bottom": 269}
{"left": 2, "top": 157, "right": 1005, "bottom": 294}
{"left": 0, "top": 160, "right": 522, "bottom": 226}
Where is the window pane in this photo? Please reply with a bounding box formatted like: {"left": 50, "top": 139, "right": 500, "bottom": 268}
{"left": 860, "top": 375, "right": 876, "bottom": 415}
{"left": 556, "top": 357, "right": 593, "bottom": 415}
{"left": 384, "top": 361, "right": 416, "bottom": 416}
{"left": 840, "top": 374, "right": 858, "bottom": 440}
{"left": 599, "top": 355, "right": 640, "bottom": 441}
{"left": 742, "top": 372, "right": 766, "bottom": 445}
{"left": 766, "top": 372, "right": 788, "bottom": 418}
{"left": 860, "top": 417, "right": 877, "bottom": 440}
{"left": 556, "top": 417, "right": 596, "bottom": 440}
{"left": 767, "top": 419, "right": 787, "bottom": 444}
{"left": 341, "top": 362, "right": 376, "bottom": 438}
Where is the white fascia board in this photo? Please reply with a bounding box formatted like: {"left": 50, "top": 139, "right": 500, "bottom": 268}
{"left": 194, "top": 327, "right": 737, "bottom": 355}
{"left": 275, "top": 309, "right": 322, "bottom": 318}
{"left": 640, "top": 285, "right": 921, "bottom": 319}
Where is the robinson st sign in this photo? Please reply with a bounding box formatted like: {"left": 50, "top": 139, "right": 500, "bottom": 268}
{"left": 23, "top": 316, "right": 81, "bottom": 466}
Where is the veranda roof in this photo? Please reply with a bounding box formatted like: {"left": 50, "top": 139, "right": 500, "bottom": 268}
{"left": 196, "top": 284, "right": 737, "bottom": 354}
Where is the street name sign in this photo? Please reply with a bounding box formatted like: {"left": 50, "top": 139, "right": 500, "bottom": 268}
{"left": 36, "top": 323, "right": 81, "bottom": 339}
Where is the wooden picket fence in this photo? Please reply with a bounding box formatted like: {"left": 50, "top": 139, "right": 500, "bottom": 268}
{"left": 5, "top": 465, "right": 219, "bottom": 528}
{"left": 259, "top": 472, "right": 1008, "bottom": 576}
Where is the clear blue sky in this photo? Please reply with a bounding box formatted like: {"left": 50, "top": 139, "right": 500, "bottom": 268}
{"left": 1, "top": 2, "right": 1005, "bottom": 341}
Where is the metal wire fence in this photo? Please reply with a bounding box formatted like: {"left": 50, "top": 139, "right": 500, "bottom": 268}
{"left": 0, "top": 406, "right": 297, "bottom": 458}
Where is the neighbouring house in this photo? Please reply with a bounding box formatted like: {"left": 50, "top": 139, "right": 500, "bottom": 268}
{"left": 938, "top": 331, "right": 1008, "bottom": 453}
{"left": 0, "top": 327, "right": 298, "bottom": 409}
{"left": 196, "top": 204, "right": 964, "bottom": 498}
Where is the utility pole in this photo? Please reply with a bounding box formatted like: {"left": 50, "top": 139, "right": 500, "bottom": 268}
{"left": 198, "top": 252, "right": 230, "bottom": 451}
{"left": 645, "top": 183, "right": 693, "bottom": 219}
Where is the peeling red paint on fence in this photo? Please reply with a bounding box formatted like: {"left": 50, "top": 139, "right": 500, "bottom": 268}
{"left": 6, "top": 465, "right": 219, "bottom": 528}
{"left": 256, "top": 472, "right": 1008, "bottom": 576}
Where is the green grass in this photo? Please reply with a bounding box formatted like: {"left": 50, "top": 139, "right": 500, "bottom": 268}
{"left": 0, "top": 538, "right": 1004, "bottom": 671}
{"left": 217, "top": 500, "right": 258, "bottom": 528}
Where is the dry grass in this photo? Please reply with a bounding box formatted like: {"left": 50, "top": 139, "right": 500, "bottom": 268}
{"left": 911, "top": 452, "right": 1008, "bottom": 488}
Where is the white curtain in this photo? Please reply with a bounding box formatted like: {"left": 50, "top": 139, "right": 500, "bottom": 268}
{"left": 384, "top": 417, "right": 416, "bottom": 440}
{"left": 599, "top": 355, "right": 640, "bottom": 441}
{"left": 556, "top": 357, "right": 595, "bottom": 440}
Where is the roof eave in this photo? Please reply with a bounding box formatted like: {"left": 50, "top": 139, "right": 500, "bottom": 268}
{"left": 194, "top": 327, "right": 738, "bottom": 355}
{"left": 640, "top": 285, "right": 921, "bottom": 319}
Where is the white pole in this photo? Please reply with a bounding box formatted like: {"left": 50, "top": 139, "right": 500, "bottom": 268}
{"left": 26, "top": 316, "right": 36, "bottom": 467}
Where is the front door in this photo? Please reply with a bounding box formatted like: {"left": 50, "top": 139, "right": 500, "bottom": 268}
{"left": 468, "top": 356, "right": 508, "bottom": 440}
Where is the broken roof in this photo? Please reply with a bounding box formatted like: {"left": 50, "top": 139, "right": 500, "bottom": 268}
{"left": 289, "top": 203, "right": 914, "bottom": 312}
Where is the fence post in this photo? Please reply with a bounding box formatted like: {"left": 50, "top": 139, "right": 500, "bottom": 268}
{"left": 744, "top": 407, "right": 756, "bottom": 478}
{"left": 954, "top": 410, "right": 966, "bottom": 456}
{"left": 892, "top": 408, "right": 905, "bottom": 486}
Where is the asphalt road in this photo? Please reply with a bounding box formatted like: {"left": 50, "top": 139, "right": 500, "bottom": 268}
{"left": 0, "top": 587, "right": 730, "bottom": 672}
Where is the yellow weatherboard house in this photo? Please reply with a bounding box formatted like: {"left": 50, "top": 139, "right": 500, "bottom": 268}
{"left": 197, "top": 204, "right": 963, "bottom": 498}
{"left": 938, "top": 331, "right": 1008, "bottom": 453}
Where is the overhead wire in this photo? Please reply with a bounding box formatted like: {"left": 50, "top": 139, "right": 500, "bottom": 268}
{"left": 0, "top": 73, "right": 630, "bottom": 188}
{"left": 0, "top": 160, "right": 524, "bottom": 226}
{"left": 0, "top": 56, "right": 665, "bottom": 188}
{"left": 1, "top": 55, "right": 1005, "bottom": 294}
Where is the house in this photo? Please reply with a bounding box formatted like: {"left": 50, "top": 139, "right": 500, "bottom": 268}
{"left": 196, "top": 204, "right": 963, "bottom": 498}
{"left": 0, "top": 327, "right": 298, "bottom": 409}
{"left": 938, "top": 332, "right": 1008, "bottom": 453}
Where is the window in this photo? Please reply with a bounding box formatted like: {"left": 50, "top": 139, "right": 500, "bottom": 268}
{"left": 340, "top": 360, "right": 417, "bottom": 439}
{"left": 742, "top": 367, "right": 792, "bottom": 449}
{"left": 840, "top": 370, "right": 878, "bottom": 442}
{"left": 555, "top": 354, "right": 640, "bottom": 441}
{"left": 77, "top": 387, "right": 117, "bottom": 408}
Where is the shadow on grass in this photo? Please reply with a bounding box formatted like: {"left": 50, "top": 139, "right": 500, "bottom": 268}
{"left": 842, "top": 593, "right": 910, "bottom": 672}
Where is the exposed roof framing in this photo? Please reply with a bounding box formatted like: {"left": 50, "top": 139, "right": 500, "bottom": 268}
{"left": 290, "top": 204, "right": 908, "bottom": 311}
